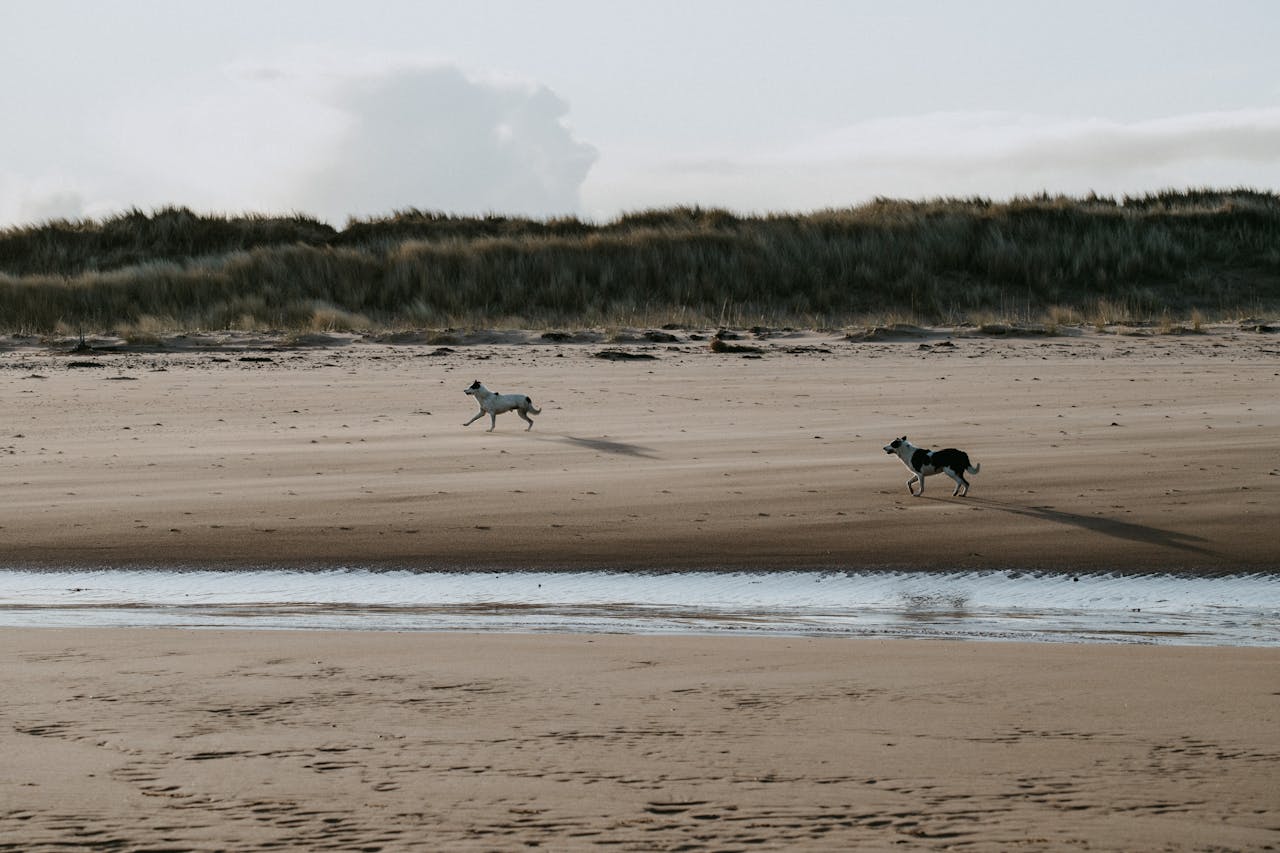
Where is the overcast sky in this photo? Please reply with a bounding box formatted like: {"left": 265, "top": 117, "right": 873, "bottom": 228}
{"left": 2, "top": 0, "right": 1278, "bottom": 226}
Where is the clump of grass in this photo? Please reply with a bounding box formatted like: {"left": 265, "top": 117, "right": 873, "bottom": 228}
{"left": 1044, "top": 304, "right": 1083, "bottom": 327}
{"left": 305, "top": 304, "right": 371, "bottom": 332}
{"left": 120, "top": 314, "right": 176, "bottom": 345}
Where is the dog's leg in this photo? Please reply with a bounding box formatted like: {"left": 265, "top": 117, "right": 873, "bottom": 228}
{"left": 945, "top": 469, "right": 967, "bottom": 496}
{"left": 907, "top": 474, "right": 921, "bottom": 496}
{"left": 464, "top": 410, "right": 484, "bottom": 427}
{"left": 518, "top": 408, "right": 534, "bottom": 430}
{"left": 487, "top": 411, "right": 497, "bottom": 432}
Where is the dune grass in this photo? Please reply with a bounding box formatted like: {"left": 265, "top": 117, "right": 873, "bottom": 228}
{"left": 1, "top": 189, "right": 1277, "bottom": 335}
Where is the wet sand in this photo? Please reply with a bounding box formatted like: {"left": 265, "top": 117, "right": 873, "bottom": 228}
{"left": 4, "top": 568, "right": 1278, "bottom": 644}
{"left": 1, "top": 325, "right": 1278, "bottom": 572}
{"left": 2, "top": 629, "right": 1277, "bottom": 850}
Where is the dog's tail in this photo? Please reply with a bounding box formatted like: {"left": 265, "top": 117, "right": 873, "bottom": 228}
{"left": 525, "top": 396, "right": 541, "bottom": 416}
{"left": 967, "top": 462, "right": 980, "bottom": 475}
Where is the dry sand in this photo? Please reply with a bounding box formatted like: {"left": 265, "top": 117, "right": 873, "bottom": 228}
{"left": 1, "top": 324, "right": 1278, "bottom": 571}
{"left": 2, "top": 325, "right": 1279, "bottom": 850}
{"left": 2, "top": 629, "right": 1277, "bottom": 851}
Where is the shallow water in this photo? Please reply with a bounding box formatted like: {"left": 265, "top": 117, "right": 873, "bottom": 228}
{"left": 1, "top": 569, "right": 1278, "bottom": 646}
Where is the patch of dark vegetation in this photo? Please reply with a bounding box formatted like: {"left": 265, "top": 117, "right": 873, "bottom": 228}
{"left": 845, "top": 324, "right": 930, "bottom": 342}
{"left": 643, "top": 330, "right": 680, "bottom": 343}
{"left": 594, "top": 349, "right": 658, "bottom": 361}
{"left": 975, "top": 323, "right": 1057, "bottom": 337}
{"left": 1239, "top": 321, "right": 1277, "bottom": 333}
{"left": 710, "top": 338, "right": 765, "bottom": 354}
{"left": 1, "top": 190, "right": 1278, "bottom": 333}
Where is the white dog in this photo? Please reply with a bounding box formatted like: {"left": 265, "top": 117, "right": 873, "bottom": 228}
{"left": 463, "top": 380, "right": 542, "bottom": 431}
{"left": 882, "top": 435, "right": 980, "bottom": 497}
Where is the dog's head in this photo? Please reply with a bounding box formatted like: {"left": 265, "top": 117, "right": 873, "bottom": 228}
{"left": 464, "top": 380, "right": 483, "bottom": 396}
{"left": 883, "top": 435, "right": 910, "bottom": 456}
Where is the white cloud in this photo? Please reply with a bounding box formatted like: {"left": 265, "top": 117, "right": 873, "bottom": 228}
{"left": 0, "top": 178, "right": 88, "bottom": 226}
{"left": 293, "top": 62, "right": 597, "bottom": 222}
{"left": 1, "top": 52, "right": 598, "bottom": 227}
{"left": 583, "top": 108, "right": 1280, "bottom": 216}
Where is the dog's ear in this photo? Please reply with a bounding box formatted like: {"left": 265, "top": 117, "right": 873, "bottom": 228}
{"left": 901, "top": 435, "right": 908, "bottom": 441}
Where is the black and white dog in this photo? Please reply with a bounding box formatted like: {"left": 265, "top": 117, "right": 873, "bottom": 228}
{"left": 882, "top": 436, "right": 980, "bottom": 497}
{"left": 463, "top": 381, "right": 542, "bottom": 431}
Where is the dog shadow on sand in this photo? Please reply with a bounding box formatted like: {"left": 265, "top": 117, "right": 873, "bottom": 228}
{"left": 529, "top": 433, "right": 660, "bottom": 459}
{"left": 943, "top": 496, "right": 1218, "bottom": 557}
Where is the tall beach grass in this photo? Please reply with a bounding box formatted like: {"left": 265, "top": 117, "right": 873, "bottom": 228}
{"left": 1, "top": 189, "right": 1277, "bottom": 334}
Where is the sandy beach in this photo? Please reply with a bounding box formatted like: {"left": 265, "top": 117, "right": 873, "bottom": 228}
{"left": 1, "top": 325, "right": 1278, "bottom": 572}
{"left": 3, "top": 325, "right": 1279, "bottom": 850}
{"left": 1, "top": 629, "right": 1277, "bottom": 851}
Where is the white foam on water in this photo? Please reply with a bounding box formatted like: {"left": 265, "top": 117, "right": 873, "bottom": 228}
{"left": 0, "top": 569, "right": 1277, "bottom": 646}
